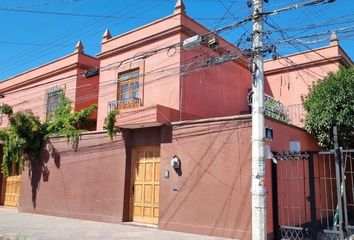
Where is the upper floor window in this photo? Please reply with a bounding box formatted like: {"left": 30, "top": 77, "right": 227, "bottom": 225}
{"left": 109, "top": 69, "right": 141, "bottom": 111}
{"left": 45, "top": 87, "right": 64, "bottom": 121}
{"left": 118, "top": 69, "right": 140, "bottom": 99}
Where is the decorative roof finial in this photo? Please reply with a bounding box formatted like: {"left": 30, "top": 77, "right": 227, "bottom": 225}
{"left": 174, "top": 0, "right": 186, "bottom": 15}
{"left": 330, "top": 31, "right": 338, "bottom": 44}
{"left": 75, "top": 40, "right": 84, "bottom": 53}
{"left": 102, "top": 28, "right": 112, "bottom": 42}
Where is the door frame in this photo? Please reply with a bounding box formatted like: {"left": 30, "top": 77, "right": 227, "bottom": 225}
{"left": 129, "top": 146, "right": 160, "bottom": 224}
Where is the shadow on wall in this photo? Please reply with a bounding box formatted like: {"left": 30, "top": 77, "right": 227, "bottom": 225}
{"left": 28, "top": 141, "right": 61, "bottom": 209}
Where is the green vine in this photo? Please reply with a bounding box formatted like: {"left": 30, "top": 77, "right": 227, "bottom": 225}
{"left": 45, "top": 97, "right": 97, "bottom": 149}
{"left": 0, "top": 97, "right": 97, "bottom": 176}
{"left": 105, "top": 109, "right": 120, "bottom": 140}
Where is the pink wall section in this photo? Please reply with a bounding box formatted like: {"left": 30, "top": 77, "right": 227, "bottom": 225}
{"left": 19, "top": 132, "right": 126, "bottom": 223}
{"left": 96, "top": 9, "right": 252, "bottom": 130}
{"left": 97, "top": 33, "right": 182, "bottom": 130}
{"left": 181, "top": 60, "right": 251, "bottom": 118}
{"left": 161, "top": 119, "right": 253, "bottom": 239}
{"left": 0, "top": 69, "right": 78, "bottom": 125}
{"left": 16, "top": 116, "right": 319, "bottom": 239}
{"left": 265, "top": 118, "right": 319, "bottom": 151}
{"left": 159, "top": 117, "right": 319, "bottom": 239}
{"left": 264, "top": 42, "right": 349, "bottom": 106}
{"left": 0, "top": 52, "right": 99, "bottom": 127}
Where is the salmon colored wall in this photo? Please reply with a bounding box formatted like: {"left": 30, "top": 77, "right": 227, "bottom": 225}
{"left": 19, "top": 132, "right": 127, "bottom": 223}
{"left": 16, "top": 116, "right": 319, "bottom": 239}
{"left": 160, "top": 119, "right": 253, "bottom": 239}
{"left": 75, "top": 53, "right": 100, "bottom": 114}
{"left": 101, "top": 14, "right": 182, "bottom": 54}
{"left": 181, "top": 57, "right": 251, "bottom": 118}
{"left": 159, "top": 118, "right": 317, "bottom": 239}
{"left": 264, "top": 44, "right": 343, "bottom": 105}
{"left": 97, "top": 34, "right": 182, "bottom": 130}
{"left": 0, "top": 54, "right": 80, "bottom": 90}
{"left": 265, "top": 61, "right": 339, "bottom": 105}
{"left": 97, "top": 11, "right": 252, "bottom": 129}
{"left": 0, "top": 52, "right": 99, "bottom": 128}
{"left": 179, "top": 13, "right": 251, "bottom": 119}
{"left": 0, "top": 69, "right": 78, "bottom": 125}
{"left": 265, "top": 118, "right": 320, "bottom": 151}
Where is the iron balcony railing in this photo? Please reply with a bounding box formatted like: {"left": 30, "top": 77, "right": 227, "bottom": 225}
{"left": 108, "top": 97, "right": 141, "bottom": 111}
{"left": 284, "top": 103, "right": 306, "bottom": 128}
{"left": 248, "top": 93, "right": 306, "bottom": 128}
{"left": 264, "top": 95, "right": 289, "bottom": 123}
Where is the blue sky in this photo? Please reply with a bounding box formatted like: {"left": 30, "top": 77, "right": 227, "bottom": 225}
{"left": 0, "top": 0, "right": 353, "bottom": 80}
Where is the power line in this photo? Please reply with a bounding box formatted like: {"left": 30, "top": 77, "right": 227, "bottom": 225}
{"left": 263, "top": 0, "right": 336, "bottom": 16}
{"left": 0, "top": 1, "right": 155, "bottom": 77}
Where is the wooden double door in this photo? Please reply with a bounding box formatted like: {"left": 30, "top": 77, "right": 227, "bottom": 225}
{"left": 131, "top": 147, "right": 160, "bottom": 224}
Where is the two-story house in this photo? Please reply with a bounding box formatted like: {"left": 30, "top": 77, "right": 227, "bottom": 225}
{"left": 0, "top": 42, "right": 99, "bottom": 207}
{"left": 14, "top": 1, "right": 322, "bottom": 239}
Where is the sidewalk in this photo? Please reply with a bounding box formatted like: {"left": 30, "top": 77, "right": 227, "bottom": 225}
{"left": 0, "top": 208, "right": 233, "bottom": 240}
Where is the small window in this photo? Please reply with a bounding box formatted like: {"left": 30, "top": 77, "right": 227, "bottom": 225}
{"left": 45, "top": 88, "right": 64, "bottom": 121}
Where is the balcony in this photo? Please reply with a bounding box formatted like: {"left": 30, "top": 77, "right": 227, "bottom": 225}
{"left": 264, "top": 95, "right": 289, "bottom": 123}
{"left": 249, "top": 94, "right": 306, "bottom": 128}
{"left": 108, "top": 97, "right": 141, "bottom": 111}
{"left": 285, "top": 104, "right": 306, "bottom": 128}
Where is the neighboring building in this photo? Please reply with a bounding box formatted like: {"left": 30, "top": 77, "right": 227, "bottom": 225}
{"left": 0, "top": 42, "right": 99, "bottom": 207}
{"left": 264, "top": 35, "right": 353, "bottom": 126}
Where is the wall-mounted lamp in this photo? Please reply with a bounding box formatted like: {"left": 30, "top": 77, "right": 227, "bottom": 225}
{"left": 170, "top": 155, "right": 181, "bottom": 170}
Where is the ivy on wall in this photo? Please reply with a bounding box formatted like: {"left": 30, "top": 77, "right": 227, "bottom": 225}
{"left": 0, "top": 97, "right": 97, "bottom": 176}
{"left": 105, "top": 109, "right": 120, "bottom": 140}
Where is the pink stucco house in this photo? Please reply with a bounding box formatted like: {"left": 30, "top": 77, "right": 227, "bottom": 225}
{"left": 2, "top": 0, "right": 350, "bottom": 239}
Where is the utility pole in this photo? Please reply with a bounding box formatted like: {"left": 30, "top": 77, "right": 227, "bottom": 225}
{"left": 333, "top": 126, "right": 345, "bottom": 239}
{"left": 251, "top": 0, "right": 266, "bottom": 240}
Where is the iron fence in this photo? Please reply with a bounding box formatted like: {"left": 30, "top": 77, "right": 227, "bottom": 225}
{"left": 272, "top": 150, "right": 354, "bottom": 240}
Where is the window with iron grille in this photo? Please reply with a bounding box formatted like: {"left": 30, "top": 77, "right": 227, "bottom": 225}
{"left": 45, "top": 88, "right": 64, "bottom": 121}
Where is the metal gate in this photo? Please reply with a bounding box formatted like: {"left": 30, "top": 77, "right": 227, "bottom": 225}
{"left": 272, "top": 150, "right": 354, "bottom": 240}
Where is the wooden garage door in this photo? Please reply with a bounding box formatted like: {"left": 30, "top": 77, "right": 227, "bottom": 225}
{"left": 132, "top": 147, "right": 160, "bottom": 224}
{"left": 4, "top": 175, "right": 21, "bottom": 207}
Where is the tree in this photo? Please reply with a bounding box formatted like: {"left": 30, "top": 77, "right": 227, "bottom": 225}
{"left": 0, "top": 97, "right": 97, "bottom": 175}
{"left": 302, "top": 67, "right": 354, "bottom": 149}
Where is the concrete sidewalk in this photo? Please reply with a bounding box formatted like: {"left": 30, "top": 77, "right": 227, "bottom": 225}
{"left": 0, "top": 208, "right": 233, "bottom": 240}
